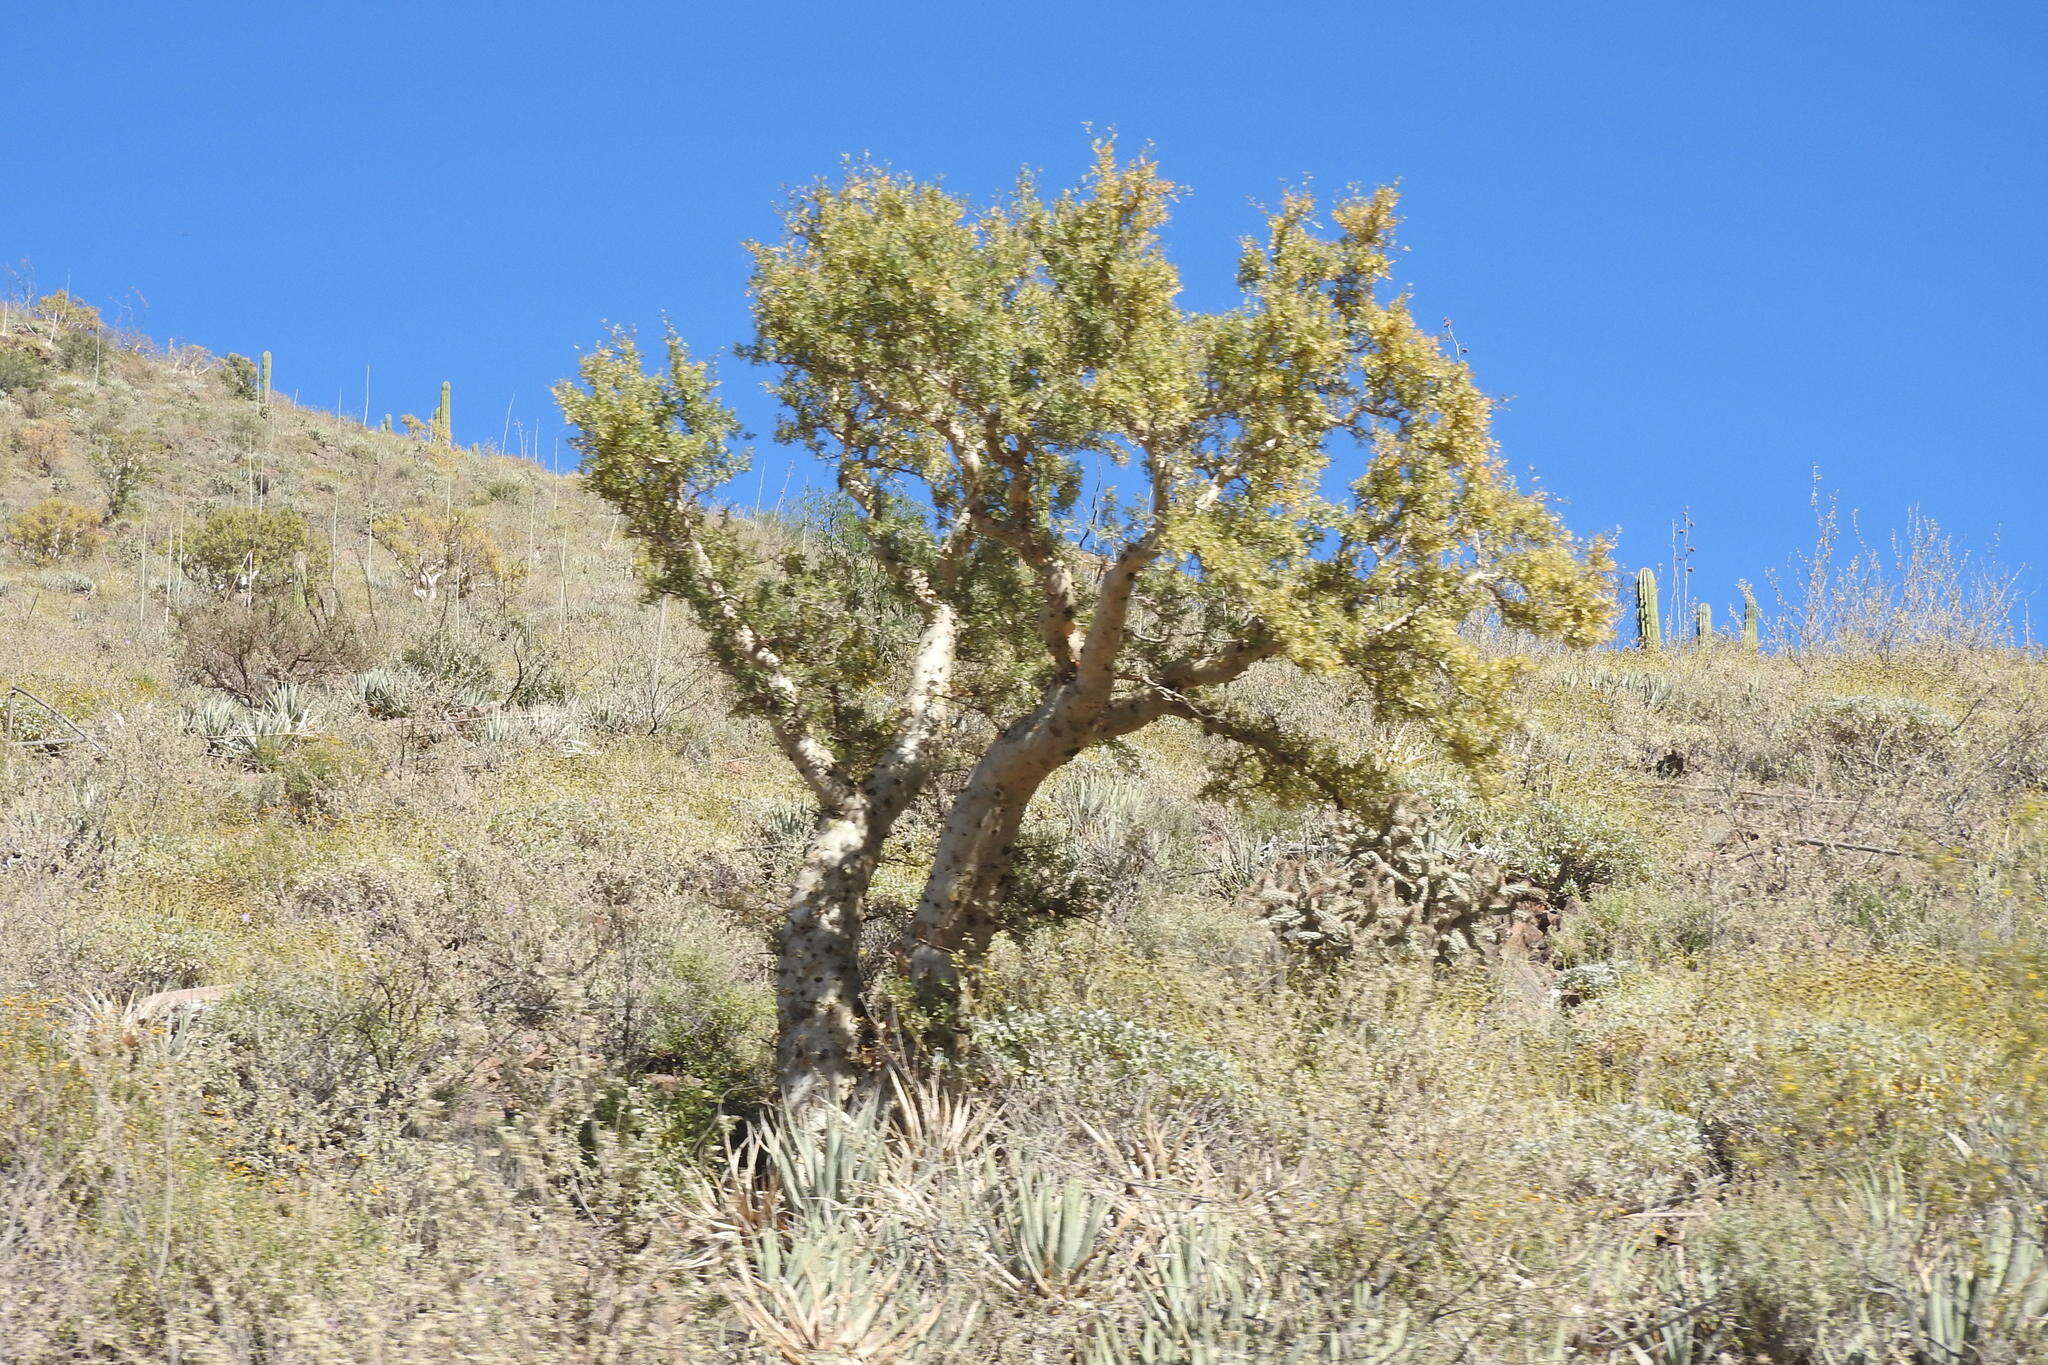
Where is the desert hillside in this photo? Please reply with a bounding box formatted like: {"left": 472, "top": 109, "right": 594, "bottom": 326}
{"left": 4, "top": 295, "right": 2047, "bottom": 1360}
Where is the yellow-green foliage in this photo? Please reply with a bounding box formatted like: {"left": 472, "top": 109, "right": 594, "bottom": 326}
{"left": 182, "top": 506, "right": 328, "bottom": 595}
{"left": 6, "top": 497, "right": 103, "bottom": 563}
{"left": 33, "top": 290, "right": 102, "bottom": 332}
{"left": 563, "top": 142, "right": 1615, "bottom": 811}
{"left": 369, "top": 509, "right": 523, "bottom": 601}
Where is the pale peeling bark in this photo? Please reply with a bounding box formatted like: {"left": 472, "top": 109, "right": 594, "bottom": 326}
{"left": 676, "top": 532, "right": 848, "bottom": 806}
{"left": 778, "top": 601, "right": 959, "bottom": 1115}
{"left": 775, "top": 804, "right": 885, "bottom": 1114}
{"left": 905, "top": 590, "right": 1281, "bottom": 1034}
{"left": 904, "top": 718, "right": 1060, "bottom": 1025}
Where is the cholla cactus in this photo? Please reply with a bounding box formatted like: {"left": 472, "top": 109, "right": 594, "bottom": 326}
{"left": 1246, "top": 798, "right": 1564, "bottom": 966}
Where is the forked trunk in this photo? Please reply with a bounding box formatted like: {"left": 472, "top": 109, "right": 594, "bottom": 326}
{"left": 775, "top": 600, "right": 961, "bottom": 1115}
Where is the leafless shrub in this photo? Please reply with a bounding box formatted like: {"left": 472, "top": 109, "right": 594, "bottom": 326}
{"left": 174, "top": 590, "right": 378, "bottom": 702}
{"left": 1776, "top": 487, "right": 2028, "bottom": 656}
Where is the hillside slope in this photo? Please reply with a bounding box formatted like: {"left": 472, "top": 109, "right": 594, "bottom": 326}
{"left": 3, "top": 297, "right": 2047, "bottom": 1361}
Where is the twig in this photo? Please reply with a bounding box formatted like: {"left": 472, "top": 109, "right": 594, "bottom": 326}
{"left": 1651, "top": 783, "right": 1855, "bottom": 806}
{"left": 5, "top": 686, "right": 108, "bottom": 755}
{"left": 1787, "top": 834, "right": 1910, "bottom": 858}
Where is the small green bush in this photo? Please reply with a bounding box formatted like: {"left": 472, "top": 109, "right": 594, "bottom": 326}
{"left": 251, "top": 734, "right": 378, "bottom": 820}
{"left": 974, "top": 1007, "right": 1248, "bottom": 1106}
{"left": 219, "top": 353, "right": 261, "bottom": 400}
{"left": 1494, "top": 796, "right": 1657, "bottom": 899}
{"left": 401, "top": 627, "right": 495, "bottom": 694}
{"left": 0, "top": 347, "right": 48, "bottom": 396}
{"left": 6, "top": 499, "right": 104, "bottom": 564}
{"left": 57, "top": 330, "right": 102, "bottom": 373}
{"left": 183, "top": 507, "right": 328, "bottom": 596}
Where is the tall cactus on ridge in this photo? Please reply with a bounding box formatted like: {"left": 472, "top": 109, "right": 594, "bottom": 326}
{"left": 1634, "top": 568, "right": 1661, "bottom": 651}
{"left": 434, "top": 381, "right": 453, "bottom": 446}
{"left": 1694, "top": 602, "right": 1712, "bottom": 644}
{"left": 1740, "top": 582, "right": 1761, "bottom": 651}
{"left": 259, "top": 350, "right": 272, "bottom": 407}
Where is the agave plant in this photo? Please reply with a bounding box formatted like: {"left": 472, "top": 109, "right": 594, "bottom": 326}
{"left": 1901, "top": 1204, "right": 2048, "bottom": 1363}
{"left": 725, "top": 1223, "right": 953, "bottom": 1364}
{"left": 997, "top": 1169, "right": 1113, "bottom": 1296}
{"left": 352, "top": 667, "right": 415, "bottom": 719}
{"left": 752, "top": 1103, "right": 887, "bottom": 1228}
{"left": 185, "top": 689, "right": 316, "bottom": 764}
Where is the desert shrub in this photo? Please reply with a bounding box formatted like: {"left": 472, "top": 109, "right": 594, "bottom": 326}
{"left": 502, "top": 624, "right": 575, "bottom": 707}
{"left": 1512, "top": 1101, "right": 1711, "bottom": 1209}
{"left": 1782, "top": 502, "right": 2023, "bottom": 654}
{"left": 218, "top": 352, "right": 260, "bottom": 399}
{"left": 56, "top": 330, "right": 102, "bottom": 373}
{"left": 400, "top": 625, "right": 495, "bottom": 695}
{"left": 974, "top": 1006, "right": 1248, "bottom": 1106}
{"left": 88, "top": 428, "right": 165, "bottom": 521}
{"left": 8, "top": 418, "right": 69, "bottom": 473}
{"left": 5, "top": 498, "right": 103, "bottom": 564}
{"left": 182, "top": 686, "right": 355, "bottom": 820}
{"left": 371, "top": 510, "right": 525, "bottom": 602}
{"left": 1562, "top": 880, "right": 1737, "bottom": 965}
{"left": 1794, "top": 693, "right": 1952, "bottom": 775}
{"left": 250, "top": 734, "right": 378, "bottom": 819}
{"left": 635, "top": 948, "right": 774, "bottom": 1145}
{"left": 181, "top": 506, "right": 328, "bottom": 596}
{"left": 34, "top": 290, "right": 102, "bottom": 332}
{"left": 174, "top": 591, "right": 377, "bottom": 702}
{"left": 1493, "top": 795, "right": 1658, "bottom": 899}
{"left": 0, "top": 347, "right": 47, "bottom": 396}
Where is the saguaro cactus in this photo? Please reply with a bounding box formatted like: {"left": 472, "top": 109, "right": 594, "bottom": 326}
{"left": 259, "top": 351, "right": 272, "bottom": 407}
{"left": 1694, "top": 602, "right": 1713, "bottom": 644}
{"left": 1635, "top": 568, "right": 1661, "bottom": 651}
{"left": 434, "top": 382, "right": 453, "bottom": 445}
{"left": 1740, "top": 583, "right": 1761, "bottom": 651}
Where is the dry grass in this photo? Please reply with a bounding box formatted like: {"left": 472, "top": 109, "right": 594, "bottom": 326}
{"left": 3, "top": 301, "right": 2047, "bottom": 1360}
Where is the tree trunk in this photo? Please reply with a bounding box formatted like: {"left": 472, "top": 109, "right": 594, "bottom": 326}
{"left": 775, "top": 600, "right": 960, "bottom": 1115}
{"left": 774, "top": 803, "right": 888, "bottom": 1116}
{"left": 904, "top": 692, "right": 1086, "bottom": 1039}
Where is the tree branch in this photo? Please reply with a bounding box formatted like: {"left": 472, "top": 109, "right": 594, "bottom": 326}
{"left": 672, "top": 524, "right": 850, "bottom": 807}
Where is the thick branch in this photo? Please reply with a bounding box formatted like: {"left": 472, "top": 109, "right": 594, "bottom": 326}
{"left": 674, "top": 527, "right": 850, "bottom": 806}
{"left": 867, "top": 599, "right": 959, "bottom": 802}
{"left": 1095, "top": 634, "right": 1282, "bottom": 740}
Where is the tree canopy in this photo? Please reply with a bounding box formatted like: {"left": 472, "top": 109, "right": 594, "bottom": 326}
{"left": 558, "top": 143, "right": 1614, "bottom": 1110}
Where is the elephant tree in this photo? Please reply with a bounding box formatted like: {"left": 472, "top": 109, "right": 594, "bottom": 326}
{"left": 557, "top": 145, "right": 1613, "bottom": 1114}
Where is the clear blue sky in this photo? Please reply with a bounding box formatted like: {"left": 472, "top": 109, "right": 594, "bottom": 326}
{"left": 5, "top": 2, "right": 2042, "bottom": 617}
